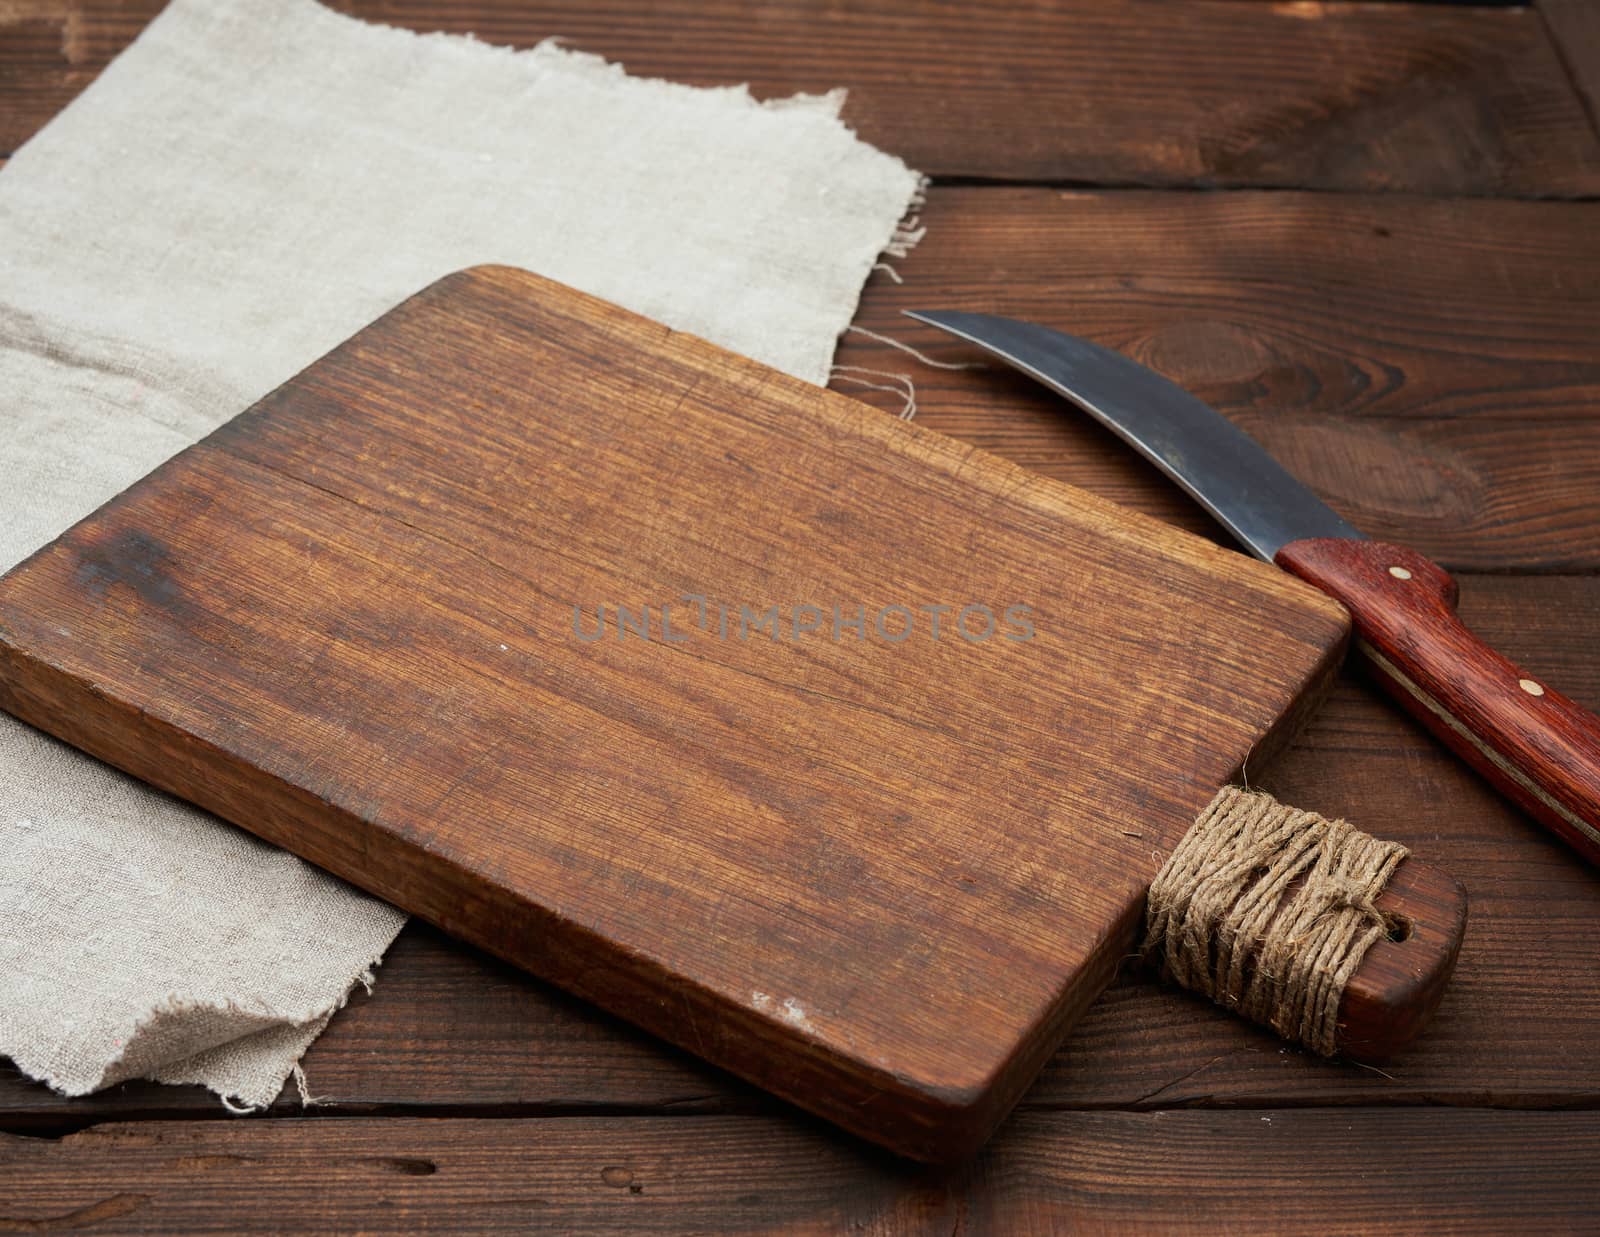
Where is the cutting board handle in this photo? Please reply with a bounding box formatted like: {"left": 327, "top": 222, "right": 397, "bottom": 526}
{"left": 1145, "top": 786, "right": 1465, "bottom": 1063}
{"left": 1336, "top": 856, "right": 1467, "bottom": 1061}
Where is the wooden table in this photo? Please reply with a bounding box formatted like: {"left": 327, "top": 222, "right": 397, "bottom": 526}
{"left": 4, "top": 2, "right": 1599, "bottom": 1230}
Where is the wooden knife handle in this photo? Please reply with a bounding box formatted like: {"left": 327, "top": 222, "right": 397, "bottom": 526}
{"left": 1276, "top": 538, "right": 1600, "bottom": 866}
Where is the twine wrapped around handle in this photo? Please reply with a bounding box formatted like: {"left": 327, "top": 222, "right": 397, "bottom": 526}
{"left": 1142, "top": 786, "right": 1409, "bottom": 1057}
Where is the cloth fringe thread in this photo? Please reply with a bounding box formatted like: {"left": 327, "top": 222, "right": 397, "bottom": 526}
{"left": 1142, "top": 786, "right": 1408, "bottom": 1057}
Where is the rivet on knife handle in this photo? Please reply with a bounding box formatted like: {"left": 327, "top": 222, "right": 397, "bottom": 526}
{"left": 1277, "top": 538, "right": 1600, "bottom": 865}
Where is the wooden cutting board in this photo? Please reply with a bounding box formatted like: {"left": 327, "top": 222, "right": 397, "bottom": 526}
{"left": 0, "top": 266, "right": 1354, "bottom": 1160}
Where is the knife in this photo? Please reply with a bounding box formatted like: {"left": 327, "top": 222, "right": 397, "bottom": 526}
{"left": 905, "top": 309, "right": 1600, "bottom": 866}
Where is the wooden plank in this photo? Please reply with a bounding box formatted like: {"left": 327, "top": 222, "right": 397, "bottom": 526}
{"left": 0, "top": 1, "right": 100, "bottom": 154}
{"left": 8, "top": 571, "right": 1592, "bottom": 1128}
{"left": 6, "top": 1110, "right": 1600, "bottom": 1233}
{"left": 1541, "top": 0, "right": 1600, "bottom": 136}
{"left": 838, "top": 187, "right": 1600, "bottom": 571}
{"left": 0, "top": 265, "right": 1366, "bottom": 1160}
{"left": 4, "top": 1, "right": 1599, "bottom": 194}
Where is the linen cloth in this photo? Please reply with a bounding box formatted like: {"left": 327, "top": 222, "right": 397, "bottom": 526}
{"left": 0, "top": 0, "right": 922, "bottom": 1108}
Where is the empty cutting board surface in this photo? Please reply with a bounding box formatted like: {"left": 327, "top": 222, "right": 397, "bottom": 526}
{"left": 0, "top": 266, "right": 1350, "bottom": 1160}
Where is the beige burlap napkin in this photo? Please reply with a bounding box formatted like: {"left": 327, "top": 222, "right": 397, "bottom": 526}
{"left": 0, "top": 0, "right": 923, "bottom": 1108}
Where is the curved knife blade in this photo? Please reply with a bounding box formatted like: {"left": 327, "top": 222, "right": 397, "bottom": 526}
{"left": 902, "top": 309, "right": 1364, "bottom": 561}
{"left": 905, "top": 308, "right": 1600, "bottom": 866}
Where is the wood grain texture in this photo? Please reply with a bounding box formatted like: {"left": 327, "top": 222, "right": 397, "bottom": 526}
{"left": 7, "top": 1110, "right": 1600, "bottom": 1234}
{"left": 8, "top": 572, "right": 1587, "bottom": 1131}
{"left": 3, "top": 1, "right": 1599, "bottom": 1218}
{"left": 0, "top": 182, "right": 1588, "bottom": 1184}
{"left": 4, "top": 0, "right": 1600, "bottom": 194}
{"left": 0, "top": 252, "right": 1587, "bottom": 1126}
{"left": 839, "top": 188, "right": 1600, "bottom": 571}
{"left": 0, "top": 265, "right": 1359, "bottom": 1160}
{"left": 1279, "top": 538, "right": 1600, "bottom": 865}
{"left": 1541, "top": 0, "right": 1600, "bottom": 136}
{"left": 1337, "top": 857, "right": 1466, "bottom": 1062}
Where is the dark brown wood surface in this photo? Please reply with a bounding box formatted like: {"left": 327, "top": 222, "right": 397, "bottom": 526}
{"left": 3, "top": 0, "right": 1599, "bottom": 1230}
{"left": 7, "top": 1111, "right": 1600, "bottom": 1234}
{"left": 1542, "top": 0, "right": 1600, "bottom": 136}
{"left": 5, "top": 1, "right": 1600, "bottom": 193}
{"left": 847, "top": 189, "right": 1600, "bottom": 573}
